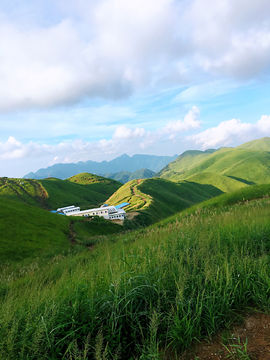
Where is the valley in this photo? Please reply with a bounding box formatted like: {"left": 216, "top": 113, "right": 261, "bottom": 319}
{"left": 1, "top": 137, "right": 270, "bottom": 359}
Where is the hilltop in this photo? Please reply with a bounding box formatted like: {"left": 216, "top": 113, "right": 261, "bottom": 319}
{"left": 103, "top": 168, "right": 156, "bottom": 183}
{"left": 0, "top": 173, "right": 124, "bottom": 265}
{"left": 107, "top": 177, "right": 222, "bottom": 226}
{"left": 158, "top": 137, "right": 270, "bottom": 192}
{"left": 1, "top": 183, "right": 270, "bottom": 359}
{"left": 0, "top": 173, "right": 122, "bottom": 211}
{"left": 2, "top": 138, "right": 270, "bottom": 358}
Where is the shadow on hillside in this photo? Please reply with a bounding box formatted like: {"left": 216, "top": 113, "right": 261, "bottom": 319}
{"left": 183, "top": 181, "right": 224, "bottom": 197}
{"left": 226, "top": 175, "right": 256, "bottom": 186}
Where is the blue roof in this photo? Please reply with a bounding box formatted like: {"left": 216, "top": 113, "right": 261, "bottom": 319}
{"left": 50, "top": 210, "right": 66, "bottom": 215}
{"left": 115, "top": 202, "right": 129, "bottom": 209}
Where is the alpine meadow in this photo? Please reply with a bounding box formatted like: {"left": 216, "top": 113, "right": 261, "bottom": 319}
{"left": 1, "top": 137, "right": 270, "bottom": 359}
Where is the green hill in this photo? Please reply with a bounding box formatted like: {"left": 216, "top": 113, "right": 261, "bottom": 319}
{"left": 0, "top": 177, "right": 48, "bottom": 208}
{"left": 103, "top": 168, "right": 156, "bottom": 183}
{"left": 236, "top": 136, "right": 270, "bottom": 151}
{"left": 0, "top": 199, "right": 70, "bottom": 264}
{"left": 0, "top": 174, "right": 122, "bottom": 211}
{"left": 107, "top": 178, "right": 222, "bottom": 226}
{"left": 0, "top": 175, "right": 124, "bottom": 265}
{"left": 157, "top": 149, "right": 217, "bottom": 180}
{"left": 158, "top": 137, "right": 270, "bottom": 192}
{"left": 41, "top": 173, "right": 122, "bottom": 210}
{"left": 1, "top": 183, "right": 270, "bottom": 359}
{"left": 185, "top": 172, "right": 248, "bottom": 193}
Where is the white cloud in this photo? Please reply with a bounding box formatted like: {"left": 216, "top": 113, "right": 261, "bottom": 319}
{"left": 187, "top": 0, "right": 270, "bottom": 79}
{"left": 1, "top": 0, "right": 270, "bottom": 111}
{"left": 0, "top": 106, "right": 200, "bottom": 164}
{"left": 187, "top": 115, "right": 270, "bottom": 149}
{"left": 257, "top": 115, "right": 270, "bottom": 133}
{"left": 163, "top": 106, "right": 201, "bottom": 135}
{"left": 113, "top": 125, "right": 146, "bottom": 139}
{"left": 0, "top": 0, "right": 178, "bottom": 111}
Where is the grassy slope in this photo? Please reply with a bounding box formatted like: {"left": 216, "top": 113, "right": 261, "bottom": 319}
{"left": 157, "top": 149, "right": 217, "bottom": 180}
{"left": 159, "top": 139, "right": 270, "bottom": 192}
{"left": 103, "top": 168, "right": 156, "bottom": 184}
{"left": 0, "top": 174, "right": 122, "bottom": 211}
{"left": 0, "top": 199, "right": 70, "bottom": 264}
{"left": 0, "top": 174, "right": 123, "bottom": 265}
{"left": 1, "top": 184, "right": 270, "bottom": 359}
{"left": 236, "top": 136, "right": 270, "bottom": 150}
{"left": 137, "top": 178, "right": 222, "bottom": 224}
{"left": 0, "top": 178, "right": 48, "bottom": 208}
{"left": 40, "top": 173, "right": 122, "bottom": 210}
{"left": 107, "top": 178, "right": 222, "bottom": 226}
{"left": 185, "top": 172, "right": 249, "bottom": 192}
{"left": 106, "top": 179, "right": 152, "bottom": 212}
{"left": 158, "top": 183, "right": 270, "bottom": 227}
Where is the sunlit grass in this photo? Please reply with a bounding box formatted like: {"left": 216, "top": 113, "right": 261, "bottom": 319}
{"left": 1, "top": 194, "right": 270, "bottom": 359}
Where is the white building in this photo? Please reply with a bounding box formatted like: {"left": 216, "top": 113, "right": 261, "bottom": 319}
{"left": 57, "top": 205, "right": 126, "bottom": 220}
{"left": 56, "top": 205, "right": 81, "bottom": 215}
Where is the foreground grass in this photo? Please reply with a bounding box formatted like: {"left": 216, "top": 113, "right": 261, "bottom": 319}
{"left": 1, "top": 192, "right": 270, "bottom": 359}
{"left": 0, "top": 199, "right": 70, "bottom": 264}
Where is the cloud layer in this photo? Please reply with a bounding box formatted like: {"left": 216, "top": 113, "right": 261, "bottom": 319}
{"left": 2, "top": 110, "right": 270, "bottom": 174}
{"left": 1, "top": 0, "right": 270, "bottom": 111}
{"left": 187, "top": 115, "right": 270, "bottom": 149}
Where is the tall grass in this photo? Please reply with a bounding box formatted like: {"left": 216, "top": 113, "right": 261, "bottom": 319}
{"left": 1, "top": 198, "right": 270, "bottom": 359}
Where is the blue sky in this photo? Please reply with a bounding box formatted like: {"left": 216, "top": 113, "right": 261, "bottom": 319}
{"left": 1, "top": 0, "right": 270, "bottom": 177}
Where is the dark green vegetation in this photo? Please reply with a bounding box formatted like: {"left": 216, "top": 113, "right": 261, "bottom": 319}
{"left": 0, "top": 174, "right": 123, "bottom": 265}
{"left": 103, "top": 168, "right": 156, "bottom": 183}
{"left": 24, "top": 154, "right": 178, "bottom": 180}
{"left": 0, "top": 174, "right": 122, "bottom": 211}
{"left": 0, "top": 177, "right": 48, "bottom": 208}
{"left": 1, "top": 184, "right": 270, "bottom": 359}
{"left": 40, "top": 173, "right": 122, "bottom": 210}
{"left": 107, "top": 178, "right": 222, "bottom": 226}
{"left": 0, "top": 198, "right": 70, "bottom": 264}
{"left": 2, "top": 137, "right": 270, "bottom": 359}
{"left": 158, "top": 137, "right": 270, "bottom": 192}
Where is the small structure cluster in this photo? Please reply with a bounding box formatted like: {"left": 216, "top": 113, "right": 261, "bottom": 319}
{"left": 52, "top": 204, "right": 127, "bottom": 221}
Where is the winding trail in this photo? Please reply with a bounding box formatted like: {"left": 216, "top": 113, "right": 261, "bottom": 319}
{"left": 131, "top": 179, "right": 147, "bottom": 207}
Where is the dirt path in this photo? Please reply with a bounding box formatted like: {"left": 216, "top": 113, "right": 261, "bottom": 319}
{"left": 174, "top": 311, "right": 270, "bottom": 360}
{"left": 132, "top": 179, "right": 147, "bottom": 206}
{"left": 68, "top": 222, "right": 77, "bottom": 244}
{"left": 126, "top": 211, "right": 140, "bottom": 220}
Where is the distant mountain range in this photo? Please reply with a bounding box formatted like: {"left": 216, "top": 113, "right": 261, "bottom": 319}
{"left": 24, "top": 154, "right": 178, "bottom": 181}
{"left": 23, "top": 137, "right": 270, "bottom": 188}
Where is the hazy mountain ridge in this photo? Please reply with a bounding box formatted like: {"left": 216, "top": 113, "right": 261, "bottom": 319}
{"left": 24, "top": 154, "right": 178, "bottom": 180}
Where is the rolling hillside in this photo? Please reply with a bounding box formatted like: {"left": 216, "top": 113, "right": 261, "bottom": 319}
{"left": 0, "top": 177, "right": 49, "bottom": 208}
{"left": 0, "top": 174, "right": 122, "bottom": 211}
{"left": 107, "top": 177, "right": 222, "bottom": 226}
{"left": 158, "top": 137, "right": 270, "bottom": 192}
{"left": 103, "top": 168, "right": 156, "bottom": 183}
{"left": 0, "top": 174, "right": 124, "bottom": 264}
{"left": 0, "top": 198, "right": 70, "bottom": 264}
{"left": 2, "top": 183, "right": 270, "bottom": 359}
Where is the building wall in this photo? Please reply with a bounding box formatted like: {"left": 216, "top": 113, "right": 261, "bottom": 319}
{"left": 64, "top": 205, "right": 126, "bottom": 220}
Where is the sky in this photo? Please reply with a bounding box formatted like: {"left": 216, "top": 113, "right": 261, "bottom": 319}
{"left": 1, "top": 0, "right": 270, "bottom": 177}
